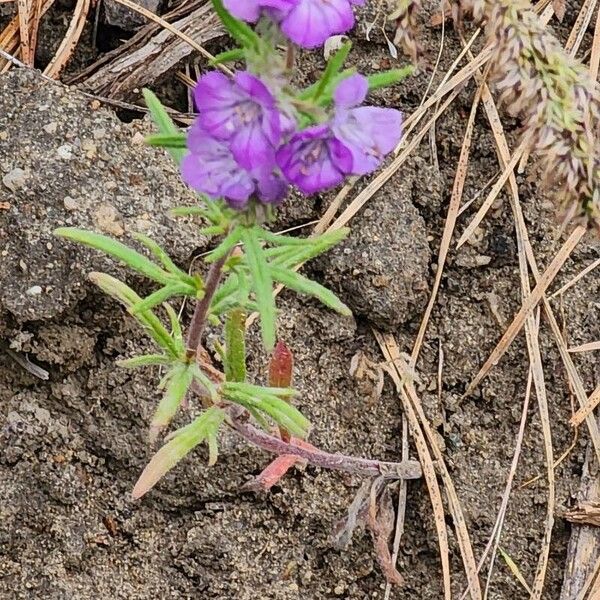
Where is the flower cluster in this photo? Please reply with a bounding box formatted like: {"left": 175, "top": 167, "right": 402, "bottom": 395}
{"left": 182, "top": 71, "right": 402, "bottom": 209}
{"left": 223, "top": 0, "right": 365, "bottom": 48}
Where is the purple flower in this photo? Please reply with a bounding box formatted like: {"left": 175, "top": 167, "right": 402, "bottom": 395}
{"left": 332, "top": 74, "right": 402, "bottom": 175}
{"left": 182, "top": 123, "right": 288, "bottom": 209}
{"left": 223, "top": 0, "right": 295, "bottom": 22}
{"left": 194, "top": 71, "right": 282, "bottom": 171}
{"left": 276, "top": 124, "right": 353, "bottom": 194}
{"left": 279, "top": 0, "right": 355, "bottom": 48}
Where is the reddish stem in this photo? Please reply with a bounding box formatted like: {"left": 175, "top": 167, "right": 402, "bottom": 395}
{"left": 186, "top": 252, "right": 229, "bottom": 358}
{"left": 229, "top": 412, "right": 422, "bottom": 481}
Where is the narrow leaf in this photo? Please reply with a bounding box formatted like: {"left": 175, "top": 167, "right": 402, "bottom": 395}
{"left": 164, "top": 303, "right": 183, "bottom": 347}
{"left": 192, "top": 365, "right": 218, "bottom": 401}
{"left": 142, "top": 89, "right": 186, "bottom": 164}
{"left": 130, "top": 283, "right": 195, "bottom": 315}
{"left": 145, "top": 133, "right": 187, "bottom": 148}
{"left": 367, "top": 67, "right": 414, "bottom": 90}
{"left": 241, "top": 227, "right": 276, "bottom": 350}
{"left": 211, "top": 48, "right": 245, "bottom": 65}
{"left": 89, "top": 272, "right": 178, "bottom": 356}
{"left": 499, "top": 548, "right": 532, "bottom": 594}
{"left": 150, "top": 363, "right": 195, "bottom": 437}
{"left": 55, "top": 228, "right": 170, "bottom": 284}
{"left": 117, "top": 354, "right": 173, "bottom": 368}
{"left": 132, "top": 233, "right": 196, "bottom": 284}
{"left": 206, "top": 227, "right": 243, "bottom": 263}
{"left": 312, "top": 41, "right": 352, "bottom": 101}
{"left": 270, "top": 267, "right": 351, "bottom": 315}
{"left": 269, "top": 341, "right": 293, "bottom": 388}
{"left": 132, "top": 406, "right": 225, "bottom": 499}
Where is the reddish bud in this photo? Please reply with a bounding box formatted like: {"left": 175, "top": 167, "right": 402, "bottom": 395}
{"left": 268, "top": 340, "right": 294, "bottom": 441}
{"left": 268, "top": 340, "right": 293, "bottom": 388}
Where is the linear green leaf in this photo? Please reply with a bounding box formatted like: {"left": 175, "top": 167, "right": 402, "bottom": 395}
{"left": 211, "top": 48, "right": 245, "bottom": 65}
{"left": 130, "top": 283, "right": 195, "bottom": 315}
{"left": 312, "top": 41, "right": 352, "bottom": 101}
{"left": 206, "top": 227, "right": 242, "bottom": 263}
{"left": 145, "top": 133, "right": 187, "bottom": 148}
{"left": 151, "top": 363, "right": 195, "bottom": 432}
{"left": 132, "top": 233, "right": 196, "bottom": 285}
{"left": 241, "top": 227, "right": 276, "bottom": 350}
{"left": 270, "top": 267, "right": 351, "bottom": 315}
{"left": 55, "top": 228, "right": 170, "bottom": 284}
{"left": 367, "top": 66, "right": 414, "bottom": 91}
{"left": 164, "top": 303, "right": 183, "bottom": 347}
{"left": 89, "top": 272, "right": 178, "bottom": 356}
{"left": 142, "top": 89, "right": 187, "bottom": 164}
{"left": 117, "top": 354, "right": 173, "bottom": 368}
{"left": 132, "top": 406, "right": 225, "bottom": 499}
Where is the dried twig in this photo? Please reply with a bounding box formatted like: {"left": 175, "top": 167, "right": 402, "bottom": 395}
{"left": 571, "top": 384, "right": 600, "bottom": 428}
{"left": 43, "top": 0, "right": 91, "bottom": 78}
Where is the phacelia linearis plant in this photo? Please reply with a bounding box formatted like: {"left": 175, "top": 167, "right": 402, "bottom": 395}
{"left": 54, "top": 0, "right": 421, "bottom": 584}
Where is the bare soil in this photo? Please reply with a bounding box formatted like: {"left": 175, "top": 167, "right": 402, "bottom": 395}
{"left": 1, "top": 2, "right": 599, "bottom": 599}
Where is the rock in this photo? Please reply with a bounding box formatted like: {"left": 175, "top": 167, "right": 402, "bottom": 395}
{"left": 103, "top": 0, "right": 164, "bottom": 30}
{"left": 2, "top": 168, "right": 28, "bottom": 192}
{"left": 0, "top": 69, "right": 207, "bottom": 326}
{"left": 317, "top": 190, "right": 431, "bottom": 330}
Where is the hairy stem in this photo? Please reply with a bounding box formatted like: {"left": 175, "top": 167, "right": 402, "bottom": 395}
{"left": 229, "top": 411, "right": 422, "bottom": 481}
{"left": 186, "top": 252, "right": 230, "bottom": 358}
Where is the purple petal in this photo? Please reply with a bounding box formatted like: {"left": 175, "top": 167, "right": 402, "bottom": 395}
{"left": 230, "top": 124, "right": 276, "bottom": 171}
{"left": 223, "top": 0, "right": 262, "bottom": 21}
{"left": 276, "top": 125, "right": 352, "bottom": 195}
{"left": 334, "top": 74, "right": 369, "bottom": 109}
{"left": 256, "top": 170, "right": 289, "bottom": 203}
{"left": 194, "top": 72, "right": 241, "bottom": 139}
{"left": 182, "top": 124, "right": 256, "bottom": 204}
{"left": 235, "top": 71, "right": 276, "bottom": 109}
{"left": 281, "top": 0, "right": 354, "bottom": 48}
{"left": 333, "top": 106, "right": 403, "bottom": 175}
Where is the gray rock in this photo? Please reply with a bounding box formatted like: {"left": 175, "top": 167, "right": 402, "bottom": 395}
{"left": 318, "top": 190, "right": 431, "bottom": 330}
{"left": 2, "top": 167, "right": 28, "bottom": 192}
{"left": 0, "top": 69, "right": 206, "bottom": 327}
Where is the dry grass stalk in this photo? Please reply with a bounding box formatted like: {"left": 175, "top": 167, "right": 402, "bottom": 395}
{"left": 42, "top": 0, "right": 90, "bottom": 78}
{"left": 564, "top": 0, "right": 597, "bottom": 56}
{"left": 377, "top": 333, "right": 483, "bottom": 599}
{"left": 571, "top": 384, "right": 600, "bottom": 428}
{"left": 375, "top": 333, "right": 453, "bottom": 600}
{"left": 550, "top": 257, "right": 600, "bottom": 298}
{"left": 0, "top": 0, "right": 54, "bottom": 71}
{"left": 16, "top": 0, "right": 32, "bottom": 65}
{"left": 568, "top": 341, "right": 600, "bottom": 353}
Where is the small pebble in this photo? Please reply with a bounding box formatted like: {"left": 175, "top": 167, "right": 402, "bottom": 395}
{"left": 92, "top": 128, "right": 106, "bottom": 140}
{"left": 56, "top": 144, "right": 73, "bottom": 160}
{"left": 26, "top": 285, "right": 42, "bottom": 296}
{"left": 2, "top": 167, "right": 28, "bottom": 192}
{"left": 43, "top": 122, "right": 58, "bottom": 134}
{"left": 63, "top": 196, "right": 78, "bottom": 211}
